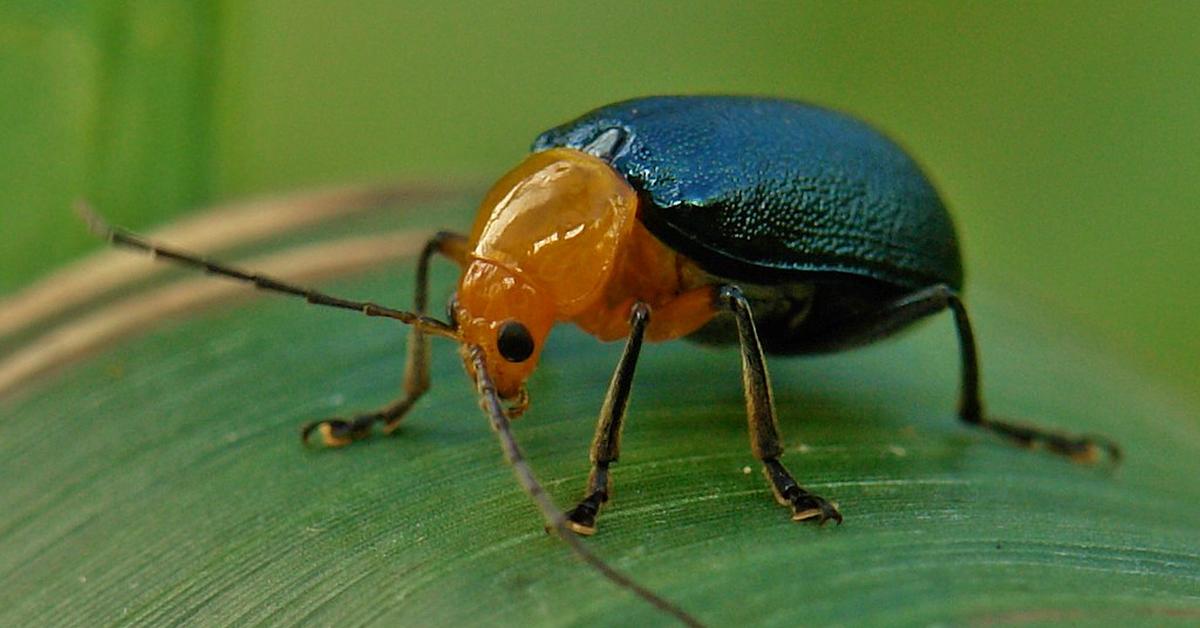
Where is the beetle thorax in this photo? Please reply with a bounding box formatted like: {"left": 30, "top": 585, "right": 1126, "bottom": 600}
{"left": 465, "top": 148, "right": 639, "bottom": 315}
{"left": 453, "top": 148, "right": 640, "bottom": 398}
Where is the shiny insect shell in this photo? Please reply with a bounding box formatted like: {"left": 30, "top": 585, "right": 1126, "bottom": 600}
{"left": 90, "top": 95, "right": 1119, "bottom": 627}
{"left": 392, "top": 96, "right": 1115, "bottom": 534}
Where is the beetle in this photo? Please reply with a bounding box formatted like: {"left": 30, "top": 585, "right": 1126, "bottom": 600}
{"left": 83, "top": 95, "right": 1119, "bottom": 626}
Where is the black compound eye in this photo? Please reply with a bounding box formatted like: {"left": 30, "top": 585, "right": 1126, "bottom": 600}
{"left": 496, "top": 320, "right": 535, "bottom": 363}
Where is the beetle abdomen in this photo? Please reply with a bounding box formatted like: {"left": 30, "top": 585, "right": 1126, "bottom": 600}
{"left": 533, "top": 96, "right": 963, "bottom": 292}
{"left": 681, "top": 276, "right": 912, "bottom": 356}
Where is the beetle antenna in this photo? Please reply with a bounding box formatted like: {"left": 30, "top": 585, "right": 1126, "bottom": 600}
{"left": 76, "top": 201, "right": 458, "bottom": 339}
{"left": 469, "top": 346, "right": 704, "bottom": 627}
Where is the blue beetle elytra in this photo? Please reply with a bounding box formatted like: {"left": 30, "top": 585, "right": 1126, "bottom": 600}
{"left": 83, "top": 96, "right": 1120, "bottom": 626}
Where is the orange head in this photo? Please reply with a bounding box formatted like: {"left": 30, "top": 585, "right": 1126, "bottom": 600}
{"left": 452, "top": 147, "right": 639, "bottom": 403}
{"left": 453, "top": 260, "right": 554, "bottom": 401}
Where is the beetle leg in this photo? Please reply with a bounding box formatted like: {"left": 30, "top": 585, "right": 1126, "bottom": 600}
{"left": 380, "top": 231, "right": 470, "bottom": 435}
{"left": 719, "top": 285, "right": 843, "bottom": 525}
{"left": 566, "top": 302, "right": 651, "bottom": 535}
{"left": 939, "top": 288, "right": 1122, "bottom": 463}
{"left": 301, "top": 231, "right": 469, "bottom": 447}
{"left": 803, "top": 284, "right": 1120, "bottom": 463}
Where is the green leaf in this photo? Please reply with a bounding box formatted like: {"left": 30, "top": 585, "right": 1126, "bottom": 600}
{"left": 0, "top": 2, "right": 220, "bottom": 294}
{"left": 2, "top": 204, "right": 1198, "bottom": 626}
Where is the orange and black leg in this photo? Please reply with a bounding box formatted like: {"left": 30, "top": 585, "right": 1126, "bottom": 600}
{"left": 565, "top": 302, "right": 651, "bottom": 535}
{"left": 302, "top": 231, "right": 469, "bottom": 446}
{"left": 804, "top": 284, "right": 1120, "bottom": 463}
{"left": 942, "top": 288, "right": 1120, "bottom": 462}
{"left": 720, "top": 285, "right": 842, "bottom": 524}
{"left": 76, "top": 206, "right": 463, "bottom": 446}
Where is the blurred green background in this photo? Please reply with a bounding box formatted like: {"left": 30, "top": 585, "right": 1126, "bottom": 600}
{"left": 2, "top": 1, "right": 1197, "bottom": 400}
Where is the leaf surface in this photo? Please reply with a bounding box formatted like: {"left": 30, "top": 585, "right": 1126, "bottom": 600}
{"left": 1, "top": 204, "right": 1198, "bottom": 627}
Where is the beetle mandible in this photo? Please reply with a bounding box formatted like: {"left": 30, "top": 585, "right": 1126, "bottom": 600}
{"left": 85, "top": 95, "right": 1120, "bottom": 624}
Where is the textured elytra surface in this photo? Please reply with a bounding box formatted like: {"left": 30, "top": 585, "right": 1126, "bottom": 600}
{"left": 1, "top": 204, "right": 1198, "bottom": 626}
{"left": 534, "top": 96, "right": 963, "bottom": 291}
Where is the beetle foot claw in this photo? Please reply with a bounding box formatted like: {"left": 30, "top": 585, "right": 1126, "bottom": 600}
{"left": 563, "top": 492, "right": 605, "bottom": 536}
{"left": 300, "top": 414, "right": 379, "bottom": 447}
{"left": 564, "top": 517, "right": 597, "bottom": 536}
{"left": 1056, "top": 435, "right": 1122, "bottom": 465}
{"left": 788, "top": 493, "right": 842, "bottom": 525}
{"left": 983, "top": 418, "right": 1122, "bottom": 465}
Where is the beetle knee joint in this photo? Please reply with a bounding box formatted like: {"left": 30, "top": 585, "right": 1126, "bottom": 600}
{"left": 629, "top": 301, "right": 651, "bottom": 325}
{"left": 717, "top": 285, "right": 746, "bottom": 309}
